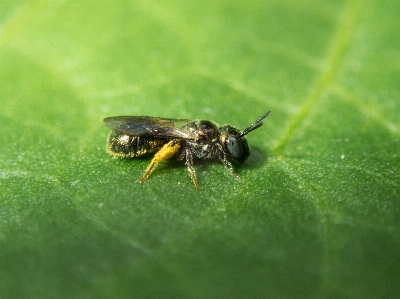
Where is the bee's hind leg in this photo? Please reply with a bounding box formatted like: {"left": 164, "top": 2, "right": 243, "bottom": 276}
{"left": 139, "top": 140, "right": 180, "bottom": 184}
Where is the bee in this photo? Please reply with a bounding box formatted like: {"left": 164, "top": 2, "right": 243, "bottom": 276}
{"left": 104, "top": 111, "right": 271, "bottom": 189}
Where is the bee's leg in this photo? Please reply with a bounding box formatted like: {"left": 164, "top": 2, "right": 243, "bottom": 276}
{"left": 139, "top": 140, "right": 180, "bottom": 184}
{"left": 185, "top": 149, "right": 200, "bottom": 189}
{"left": 222, "top": 157, "right": 241, "bottom": 179}
{"left": 217, "top": 144, "right": 241, "bottom": 179}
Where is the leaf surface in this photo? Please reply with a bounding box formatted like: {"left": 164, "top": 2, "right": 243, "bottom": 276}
{"left": 1, "top": 1, "right": 399, "bottom": 298}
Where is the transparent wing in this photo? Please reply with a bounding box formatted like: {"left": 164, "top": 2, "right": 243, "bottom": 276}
{"left": 103, "top": 116, "right": 198, "bottom": 140}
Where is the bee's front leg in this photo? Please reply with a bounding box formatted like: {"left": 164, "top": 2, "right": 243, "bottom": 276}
{"left": 216, "top": 143, "right": 241, "bottom": 179}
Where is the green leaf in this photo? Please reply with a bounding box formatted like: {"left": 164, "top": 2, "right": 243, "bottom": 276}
{"left": 1, "top": 0, "right": 399, "bottom": 298}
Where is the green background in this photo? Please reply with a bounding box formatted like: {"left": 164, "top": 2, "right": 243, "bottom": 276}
{"left": 1, "top": 0, "right": 399, "bottom": 298}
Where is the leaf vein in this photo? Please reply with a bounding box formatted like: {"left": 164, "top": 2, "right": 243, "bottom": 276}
{"left": 273, "top": 0, "right": 367, "bottom": 155}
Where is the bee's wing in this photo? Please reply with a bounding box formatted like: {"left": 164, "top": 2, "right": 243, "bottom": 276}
{"left": 104, "top": 116, "right": 197, "bottom": 140}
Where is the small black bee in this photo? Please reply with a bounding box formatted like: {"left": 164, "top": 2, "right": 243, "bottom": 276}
{"left": 104, "top": 111, "right": 271, "bottom": 189}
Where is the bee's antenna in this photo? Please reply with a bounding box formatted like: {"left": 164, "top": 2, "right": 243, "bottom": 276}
{"left": 241, "top": 111, "right": 271, "bottom": 137}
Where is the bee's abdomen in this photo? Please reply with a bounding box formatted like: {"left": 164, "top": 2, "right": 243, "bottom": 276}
{"left": 106, "top": 130, "right": 167, "bottom": 158}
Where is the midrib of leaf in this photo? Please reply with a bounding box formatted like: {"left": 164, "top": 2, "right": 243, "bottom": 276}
{"left": 268, "top": 1, "right": 368, "bottom": 297}
{"left": 273, "top": 0, "right": 366, "bottom": 156}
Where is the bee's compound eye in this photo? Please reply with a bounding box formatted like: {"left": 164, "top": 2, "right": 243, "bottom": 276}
{"left": 226, "top": 136, "right": 242, "bottom": 159}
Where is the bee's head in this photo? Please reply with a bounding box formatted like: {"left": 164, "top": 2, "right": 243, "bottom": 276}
{"left": 220, "top": 126, "right": 249, "bottom": 163}
{"left": 219, "top": 111, "right": 271, "bottom": 163}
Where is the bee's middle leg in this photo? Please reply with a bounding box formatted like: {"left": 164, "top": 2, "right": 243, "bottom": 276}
{"left": 184, "top": 149, "right": 200, "bottom": 189}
